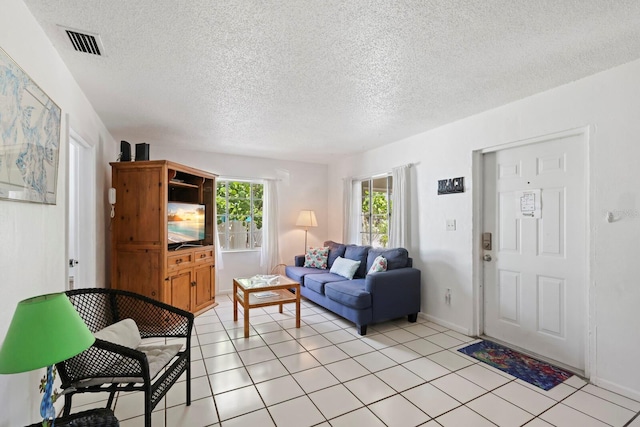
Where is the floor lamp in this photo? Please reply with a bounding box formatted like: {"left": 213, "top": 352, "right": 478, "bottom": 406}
{"left": 296, "top": 209, "right": 318, "bottom": 253}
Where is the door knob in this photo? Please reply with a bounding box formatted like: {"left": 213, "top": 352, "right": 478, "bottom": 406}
{"left": 483, "top": 254, "right": 492, "bottom": 262}
{"left": 69, "top": 259, "right": 79, "bottom": 267}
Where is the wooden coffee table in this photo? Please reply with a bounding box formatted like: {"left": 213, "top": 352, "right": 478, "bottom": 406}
{"left": 233, "top": 275, "right": 300, "bottom": 338}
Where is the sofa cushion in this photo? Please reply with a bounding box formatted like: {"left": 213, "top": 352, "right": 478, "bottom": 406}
{"left": 325, "top": 280, "right": 371, "bottom": 310}
{"left": 304, "top": 247, "right": 329, "bottom": 269}
{"left": 344, "top": 245, "right": 371, "bottom": 278}
{"left": 330, "top": 256, "right": 361, "bottom": 280}
{"left": 304, "top": 273, "right": 350, "bottom": 295}
{"left": 367, "top": 255, "right": 387, "bottom": 274}
{"left": 324, "top": 240, "right": 347, "bottom": 268}
{"left": 366, "top": 247, "right": 409, "bottom": 272}
{"left": 285, "top": 265, "right": 324, "bottom": 285}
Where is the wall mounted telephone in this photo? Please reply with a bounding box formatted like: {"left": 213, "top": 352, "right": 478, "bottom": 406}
{"left": 109, "top": 188, "right": 116, "bottom": 218}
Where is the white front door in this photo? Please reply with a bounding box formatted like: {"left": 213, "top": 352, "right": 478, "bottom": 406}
{"left": 67, "top": 131, "right": 96, "bottom": 290}
{"left": 482, "top": 132, "right": 586, "bottom": 371}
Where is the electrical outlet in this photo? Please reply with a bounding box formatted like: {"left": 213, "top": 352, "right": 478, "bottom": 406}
{"left": 446, "top": 219, "right": 456, "bottom": 231}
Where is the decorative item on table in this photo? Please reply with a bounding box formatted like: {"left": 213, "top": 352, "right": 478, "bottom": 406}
{"left": 295, "top": 209, "right": 318, "bottom": 253}
{"left": 250, "top": 274, "right": 279, "bottom": 285}
{"left": 0, "top": 293, "right": 95, "bottom": 427}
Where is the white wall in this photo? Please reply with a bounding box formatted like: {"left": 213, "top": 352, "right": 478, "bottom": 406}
{"left": 328, "top": 58, "right": 640, "bottom": 399}
{"left": 152, "top": 147, "right": 328, "bottom": 293}
{"left": 0, "top": 1, "right": 115, "bottom": 425}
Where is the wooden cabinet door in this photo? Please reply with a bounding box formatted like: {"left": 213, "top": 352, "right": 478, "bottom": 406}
{"left": 113, "top": 167, "right": 163, "bottom": 245}
{"left": 193, "top": 264, "right": 214, "bottom": 312}
{"left": 114, "top": 249, "right": 162, "bottom": 300}
{"left": 169, "top": 269, "right": 192, "bottom": 312}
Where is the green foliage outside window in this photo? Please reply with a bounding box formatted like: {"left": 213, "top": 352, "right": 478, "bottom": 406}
{"left": 361, "top": 176, "right": 392, "bottom": 247}
{"left": 216, "top": 181, "right": 264, "bottom": 249}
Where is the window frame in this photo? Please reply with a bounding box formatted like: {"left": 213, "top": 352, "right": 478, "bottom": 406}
{"left": 359, "top": 174, "right": 392, "bottom": 248}
{"left": 216, "top": 179, "right": 264, "bottom": 252}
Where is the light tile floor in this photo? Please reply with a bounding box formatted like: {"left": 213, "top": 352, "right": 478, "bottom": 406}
{"left": 69, "top": 295, "right": 640, "bottom": 427}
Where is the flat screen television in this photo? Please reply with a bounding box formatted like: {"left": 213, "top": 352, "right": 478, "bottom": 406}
{"left": 167, "top": 202, "right": 205, "bottom": 249}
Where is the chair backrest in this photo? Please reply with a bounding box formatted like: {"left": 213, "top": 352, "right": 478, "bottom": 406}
{"left": 66, "top": 287, "right": 192, "bottom": 338}
{"left": 66, "top": 288, "right": 117, "bottom": 333}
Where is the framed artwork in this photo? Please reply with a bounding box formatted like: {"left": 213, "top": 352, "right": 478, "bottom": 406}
{"left": 437, "top": 177, "right": 464, "bottom": 195}
{"left": 0, "top": 46, "right": 61, "bottom": 204}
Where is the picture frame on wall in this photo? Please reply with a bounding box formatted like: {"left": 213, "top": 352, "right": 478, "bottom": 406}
{"left": 0, "top": 46, "right": 61, "bottom": 204}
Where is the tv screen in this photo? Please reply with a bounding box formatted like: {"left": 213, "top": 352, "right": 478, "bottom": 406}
{"left": 167, "top": 202, "right": 205, "bottom": 246}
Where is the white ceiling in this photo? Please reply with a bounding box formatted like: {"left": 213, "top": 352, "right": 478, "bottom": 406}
{"left": 23, "top": 0, "right": 640, "bottom": 164}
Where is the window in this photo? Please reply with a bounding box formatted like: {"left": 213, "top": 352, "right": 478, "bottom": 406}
{"left": 216, "top": 180, "right": 264, "bottom": 250}
{"left": 360, "top": 175, "right": 392, "bottom": 247}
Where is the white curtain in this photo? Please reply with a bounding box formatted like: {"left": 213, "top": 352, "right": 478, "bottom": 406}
{"left": 214, "top": 197, "right": 224, "bottom": 271}
{"left": 389, "top": 164, "right": 410, "bottom": 248}
{"left": 343, "top": 177, "right": 361, "bottom": 244}
{"left": 260, "top": 180, "right": 280, "bottom": 271}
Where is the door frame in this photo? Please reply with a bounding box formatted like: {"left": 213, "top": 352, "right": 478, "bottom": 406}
{"left": 66, "top": 126, "right": 97, "bottom": 290}
{"left": 471, "top": 126, "right": 593, "bottom": 378}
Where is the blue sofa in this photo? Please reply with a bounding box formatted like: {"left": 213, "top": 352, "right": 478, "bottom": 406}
{"left": 285, "top": 241, "right": 421, "bottom": 335}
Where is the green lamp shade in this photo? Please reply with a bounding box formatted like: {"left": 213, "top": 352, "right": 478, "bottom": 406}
{"left": 0, "top": 293, "right": 95, "bottom": 374}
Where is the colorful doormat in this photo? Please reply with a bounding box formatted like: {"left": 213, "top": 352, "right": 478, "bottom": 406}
{"left": 457, "top": 340, "right": 573, "bottom": 390}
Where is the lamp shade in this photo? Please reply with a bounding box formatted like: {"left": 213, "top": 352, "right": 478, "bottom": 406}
{"left": 0, "top": 293, "right": 95, "bottom": 374}
{"left": 295, "top": 210, "right": 318, "bottom": 228}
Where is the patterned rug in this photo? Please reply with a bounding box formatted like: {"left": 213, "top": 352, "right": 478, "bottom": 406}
{"left": 457, "top": 340, "right": 573, "bottom": 390}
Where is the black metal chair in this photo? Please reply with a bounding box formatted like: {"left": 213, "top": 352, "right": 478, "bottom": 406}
{"left": 55, "top": 288, "right": 194, "bottom": 427}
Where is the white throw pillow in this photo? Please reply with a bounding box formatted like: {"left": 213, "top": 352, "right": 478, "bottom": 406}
{"left": 330, "top": 256, "right": 361, "bottom": 280}
{"left": 94, "top": 318, "right": 142, "bottom": 349}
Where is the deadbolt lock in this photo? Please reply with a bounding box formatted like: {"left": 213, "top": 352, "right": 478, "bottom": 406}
{"left": 482, "top": 232, "right": 492, "bottom": 250}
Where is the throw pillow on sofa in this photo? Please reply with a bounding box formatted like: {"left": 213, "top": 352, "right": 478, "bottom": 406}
{"left": 323, "top": 240, "right": 347, "bottom": 268}
{"left": 344, "top": 245, "right": 371, "bottom": 278}
{"left": 330, "top": 256, "right": 361, "bottom": 280}
{"left": 304, "top": 247, "right": 329, "bottom": 269}
{"left": 366, "top": 247, "right": 409, "bottom": 272}
{"left": 367, "top": 255, "right": 387, "bottom": 274}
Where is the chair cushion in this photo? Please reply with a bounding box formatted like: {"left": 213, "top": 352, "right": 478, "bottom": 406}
{"left": 74, "top": 343, "right": 183, "bottom": 387}
{"left": 344, "top": 245, "right": 371, "bottom": 278}
{"left": 137, "top": 343, "right": 183, "bottom": 379}
{"left": 366, "top": 247, "right": 409, "bottom": 272}
{"left": 94, "top": 318, "right": 141, "bottom": 349}
{"left": 325, "top": 280, "right": 371, "bottom": 310}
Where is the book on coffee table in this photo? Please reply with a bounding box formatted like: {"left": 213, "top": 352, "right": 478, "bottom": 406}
{"left": 254, "top": 291, "right": 279, "bottom": 298}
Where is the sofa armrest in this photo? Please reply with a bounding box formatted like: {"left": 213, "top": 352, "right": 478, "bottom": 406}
{"left": 294, "top": 255, "right": 305, "bottom": 267}
{"left": 365, "top": 268, "right": 421, "bottom": 321}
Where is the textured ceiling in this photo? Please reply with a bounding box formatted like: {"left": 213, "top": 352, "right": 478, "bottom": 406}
{"left": 22, "top": 0, "right": 640, "bottom": 163}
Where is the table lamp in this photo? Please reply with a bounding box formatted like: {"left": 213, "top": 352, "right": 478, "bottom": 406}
{"left": 0, "top": 293, "right": 95, "bottom": 427}
{"left": 295, "top": 209, "right": 318, "bottom": 253}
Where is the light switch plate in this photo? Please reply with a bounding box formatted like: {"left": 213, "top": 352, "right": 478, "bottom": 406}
{"left": 446, "top": 219, "right": 456, "bottom": 231}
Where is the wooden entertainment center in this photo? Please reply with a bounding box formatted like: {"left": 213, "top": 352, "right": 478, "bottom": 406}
{"left": 110, "top": 160, "right": 218, "bottom": 314}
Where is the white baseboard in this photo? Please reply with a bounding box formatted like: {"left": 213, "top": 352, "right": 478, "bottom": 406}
{"left": 589, "top": 376, "right": 640, "bottom": 402}
{"left": 420, "top": 312, "right": 472, "bottom": 336}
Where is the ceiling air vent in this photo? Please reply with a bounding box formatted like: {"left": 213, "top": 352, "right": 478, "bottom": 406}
{"left": 59, "top": 26, "right": 105, "bottom": 56}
